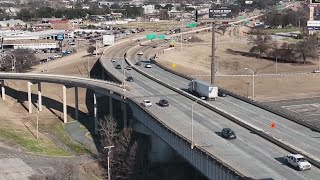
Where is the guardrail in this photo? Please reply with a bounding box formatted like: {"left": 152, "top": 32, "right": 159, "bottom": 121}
{"left": 127, "top": 57, "right": 320, "bottom": 169}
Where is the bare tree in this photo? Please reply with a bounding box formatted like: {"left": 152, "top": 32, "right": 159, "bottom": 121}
{"left": 1, "top": 49, "right": 38, "bottom": 72}
{"left": 87, "top": 46, "right": 96, "bottom": 55}
{"left": 98, "top": 116, "right": 140, "bottom": 180}
{"left": 270, "top": 42, "right": 296, "bottom": 62}
{"left": 295, "top": 35, "right": 318, "bottom": 64}
{"left": 247, "top": 30, "right": 273, "bottom": 58}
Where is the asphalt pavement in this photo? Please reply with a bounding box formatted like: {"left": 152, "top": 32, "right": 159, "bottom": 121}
{"left": 127, "top": 43, "right": 320, "bottom": 165}
{"left": 100, "top": 41, "right": 320, "bottom": 179}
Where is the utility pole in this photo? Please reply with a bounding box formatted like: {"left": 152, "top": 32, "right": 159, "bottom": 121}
{"left": 211, "top": 22, "right": 216, "bottom": 85}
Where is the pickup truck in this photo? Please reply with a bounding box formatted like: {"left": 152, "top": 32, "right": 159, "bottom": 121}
{"left": 284, "top": 154, "right": 311, "bottom": 171}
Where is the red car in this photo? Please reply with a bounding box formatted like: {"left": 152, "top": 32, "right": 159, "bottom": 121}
{"left": 159, "top": 99, "right": 169, "bottom": 107}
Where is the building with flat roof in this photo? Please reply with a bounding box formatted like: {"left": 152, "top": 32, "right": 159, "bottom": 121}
{"left": 0, "top": 19, "right": 26, "bottom": 29}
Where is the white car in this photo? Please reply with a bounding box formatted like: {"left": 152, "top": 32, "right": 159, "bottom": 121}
{"left": 145, "top": 64, "right": 152, "bottom": 68}
{"left": 111, "top": 59, "right": 116, "bottom": 62}
{"left": 284, "top": 154, "right": 311, "bottom": 171}
{"left": 312, "top": 69, "right": 320, "bottom": 73}
{"left": 142, "top": 100, "right": 152, "bottom": 107}
{"left": 137, "top": 52, "right": 144, "bottom": 55}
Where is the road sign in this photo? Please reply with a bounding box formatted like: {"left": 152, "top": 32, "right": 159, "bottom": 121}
{"left": 146, "top": 34, "right": 156, "bottom": 40}
{"left": 57, "top": 34, "right": 64, "bottom": 41}
{"left": 187, "top": 23, "right": 197, "bottom": 27}
{"left": 209, "top": 8, "right": 232, "bottom": 19}
{"left": 157, "top": 34, "right": 166, "bottom": 39}
{"left": 171, "top": 63, "right": 176, "bottom": 69}
{"left": 311, "top": 0, "right": 320, "bottom": 4}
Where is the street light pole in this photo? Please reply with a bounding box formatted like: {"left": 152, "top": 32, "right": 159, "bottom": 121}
{"left": 245, "top": 68, "right": 255, "bottom": 100}
{"left": 104, "top": 145, "right": 115, "bottom": 180}
{"left": 276, "top": 56, "right": 278, "bottom": 74}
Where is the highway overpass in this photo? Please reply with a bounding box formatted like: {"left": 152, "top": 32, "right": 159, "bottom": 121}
{"left": 98, "top": 33, "right": 320, "bottom": 179}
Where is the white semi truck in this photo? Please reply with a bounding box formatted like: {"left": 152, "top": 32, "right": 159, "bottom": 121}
{"left": 188, "top": 80, "right": 218, "bottom": 100}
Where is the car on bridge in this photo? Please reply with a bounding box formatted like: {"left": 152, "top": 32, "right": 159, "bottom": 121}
{"left": 115, "top": 65, "right": 121, "bottom": 69}
{"left": 284, "top": 154, "right": 311, "bottom": 171}
{"left": 158, "top": 99, "right": 169, "bottom": 107}
{"left": 221, "top": 128, "right": 236, "bottom": 139}
{"left": 218, "top": 91, "right": 227, "bottom": 97}
{"left": 145, "top": 64, "right": 152, "bottom": 68}
{"left": 142, "top": 100, "right": 152, "bottom": 107}
{"left": 126, "top": 76, "right": 134, "bottom": 82}
{"left": 111, "top": 59, "right": 116, "bottom": 62}
{"left": 137, "top": 52, "right": 144, "bottom": 55}
{"left": 126, "top": 66, "right": 132, "bottom": 70}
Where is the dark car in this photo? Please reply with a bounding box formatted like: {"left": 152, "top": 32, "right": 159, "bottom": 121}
{"left": 158, "top": 99, "right": 169, "bottom": 107}
{"left": 221, "top": 128, "right": 236, "bottom": 139}
{"left": 126, "top": 77, "right": 134, "bottom": 82}
{"left": 115, "top": 64, "right": 121, "bottom": 69}
{"left": 218, "top": 91, "right": 227, "bottom": 97}
{"left": 135, "top": 62, "right": 141, "bottom": 66}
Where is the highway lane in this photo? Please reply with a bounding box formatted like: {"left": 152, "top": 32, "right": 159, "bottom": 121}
{"left": 101, "top": 42, "right": 320, "bottom": 179}
{"left": 127, "top": 42, "right": 320, "bottom": 163}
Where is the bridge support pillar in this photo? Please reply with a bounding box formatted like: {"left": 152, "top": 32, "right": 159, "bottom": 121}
{"left": 27, "top": 82, "right": 33, "bottom": 113}
{"left": 74, "top": 87, "right": 79, "bottom": 121}
{"left": 1, "top": 80, "right": 5, "bottom": 100}
{"left": 94, "top": 92, "right": 98, "bottom": 134}
{"left": 121, "top": 102, "right": 127, "bottom": 128}
{"left": 63, "top": 85, "right": 67, "bottom": 123}
{"left": 37, "top": 83, "right": 42, "bottom": 112}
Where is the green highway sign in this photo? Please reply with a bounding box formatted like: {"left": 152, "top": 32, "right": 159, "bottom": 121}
{"left": 157, "top": 34, "right": 166, "bottom": 39}
{"left": 239, "top": 16, "right": 245, "bottom": 20}
{"left": 187, "top": 23, "right": 197, "bottom": 27}
{"left": 146, "top": 34, "right": 157, "bottom": 40}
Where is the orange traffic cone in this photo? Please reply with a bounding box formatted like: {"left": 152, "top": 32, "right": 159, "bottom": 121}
{"left": 271, "top": 122, "right": 276, "bottom": 128}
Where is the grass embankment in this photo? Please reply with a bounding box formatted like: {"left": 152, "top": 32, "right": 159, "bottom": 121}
{"left": 0, "top": 128, "right": 69, "bottom": 156}
{"left": 50, "top": 122, "right": 91, "bottom": 155}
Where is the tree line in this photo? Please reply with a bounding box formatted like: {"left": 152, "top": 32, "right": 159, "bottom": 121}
{"left": 247, "top": 30, "right": 318, "bottom": 64}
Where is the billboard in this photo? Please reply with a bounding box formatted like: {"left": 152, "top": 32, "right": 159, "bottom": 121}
{"left": 311, "top": 0, "right": 320, "bottom": 4}
{"left": 103, "top": 35, "right": 115, "bottom": 45}
{"left": 209, "top": 8, "right": 232, "bottom": 19}
{"left": 307, "top": 20, "right": 320, "bottom": 30}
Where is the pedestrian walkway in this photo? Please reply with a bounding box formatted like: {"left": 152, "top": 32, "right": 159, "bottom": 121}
{"left": 64, "top": 120, "right": 99, "bottom": 154}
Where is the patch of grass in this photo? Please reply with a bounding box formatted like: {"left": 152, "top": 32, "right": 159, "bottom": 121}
{"left": 264, "top": 27, "right": 300, "bottom": 33}
{"left": 0, "top": 128, "right": 70, "bottom": 156}
{"left": 51, "top": 123, "right": 91, "bottom": 155}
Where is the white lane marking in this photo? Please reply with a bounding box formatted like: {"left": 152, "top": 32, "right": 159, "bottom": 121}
{"left": 38, "top": 168, "right": 47, "bottom": 176}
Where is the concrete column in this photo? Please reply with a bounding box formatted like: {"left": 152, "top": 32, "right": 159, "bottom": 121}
{"left": 94, "top": 93, "right": 98, "bottom": 134}
{"left": 63, "top": 85, "right": 67, "bottom": 123}
{"left": 37, "top": 83, "right": 42, "bottom": 112}
{"left": 122, "top": 102, "right": 127, "bottom": 128}
{"left": 74, "top": 87, "right": 79, "bottom": 121}
{"left": 109, "top": 96, "right": 113, "bottom": 118}
{"left": 27, "top": 82, "right": 33, "bottom": 113}
{"left": 310, "top": 7, "right": 315, "bottom": 21}
{"left": 1, "top": 80, "right": 5, "bottom": 100}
